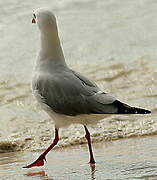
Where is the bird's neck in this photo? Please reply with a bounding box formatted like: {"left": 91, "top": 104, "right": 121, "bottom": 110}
{"left": 39, "top": 28, "right": 66, "bottom": 66}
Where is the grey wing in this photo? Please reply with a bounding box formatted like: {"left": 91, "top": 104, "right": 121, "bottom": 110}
{"left": 33, "top": 70, "right": 118, "bottom": 116}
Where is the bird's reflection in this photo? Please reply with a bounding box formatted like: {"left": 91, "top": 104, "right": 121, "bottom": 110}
{"left": 90, "top": 163, "right": 96, "bottom": 180}
{"left": 24, "top": 165, "right": 96, "bottom": 180}
{"left": 25, "top": 170, "right": 54, "bottom": 180}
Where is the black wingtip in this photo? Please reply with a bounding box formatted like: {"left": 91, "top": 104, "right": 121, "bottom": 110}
{"left": 114, "top": 100, "right": 151, "bottom": 114}
{"left": 131, "top": 107, "right": 151, "bottom": 114}
{"left": 142, "top": 109, "right": 151, "bottom": 114}
{"left": 124, "top": 107, "right": 151, "bottom": 114}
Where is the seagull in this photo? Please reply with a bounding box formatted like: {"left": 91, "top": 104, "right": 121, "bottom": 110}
{"left": 23, "top": 8, "right": 151, "bottom": 168}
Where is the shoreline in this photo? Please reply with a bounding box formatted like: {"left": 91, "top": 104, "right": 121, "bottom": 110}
{"left": 1, "top": 135, "right": 157, "bottom": 179}
{"left": 1, "top": 130, "right": 157, "bottom": 154}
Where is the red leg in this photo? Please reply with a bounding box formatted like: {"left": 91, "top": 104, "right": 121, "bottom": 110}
{"left": 23, "top": 128, "right": 59, "bottom": 168}
{"left": 84, "top": 125, "right": 95, "bottom": 164}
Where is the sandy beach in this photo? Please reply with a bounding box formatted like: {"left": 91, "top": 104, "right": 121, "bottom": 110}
{"left": 1, "top": 136, "right": 157, "bottom": 180}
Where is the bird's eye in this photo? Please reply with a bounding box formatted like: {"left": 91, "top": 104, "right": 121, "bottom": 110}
{"left": 33, "top": 13, "right": 36, "bottom": 18}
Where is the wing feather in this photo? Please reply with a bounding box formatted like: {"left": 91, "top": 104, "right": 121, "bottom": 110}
{"left": 32, "top": 69, "right": 118, "bottom": 116}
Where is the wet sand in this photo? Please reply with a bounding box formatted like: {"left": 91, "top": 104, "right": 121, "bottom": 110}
{"left": 1, "top": 136, "right": 157, "bottom": 180}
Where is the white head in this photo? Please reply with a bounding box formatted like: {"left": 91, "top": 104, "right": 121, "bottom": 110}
{"left": 32, "top": 8, "right": 66, "bottom": 64}
{"left": 32, "top": 8, "right": 57, "bottom": 32}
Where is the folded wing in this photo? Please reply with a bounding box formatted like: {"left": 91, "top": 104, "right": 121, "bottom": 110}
{"left": 33, "top": 69, "right": 151, "bottom": 116}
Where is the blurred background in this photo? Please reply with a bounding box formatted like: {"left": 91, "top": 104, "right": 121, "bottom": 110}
{"left": 0, "top": 0, "right": 156, "bottom": 153}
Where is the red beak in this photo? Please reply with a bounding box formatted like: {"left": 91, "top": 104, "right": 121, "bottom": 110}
{"left": 32, "top": 18, "right": 36, "bottom": 23}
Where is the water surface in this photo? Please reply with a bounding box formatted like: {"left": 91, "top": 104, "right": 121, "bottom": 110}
{"left": 1, "top": 136, "right": 157, "bottom": 179}
{"left": 0, "top": 0, "right": 156, "bottom": 178}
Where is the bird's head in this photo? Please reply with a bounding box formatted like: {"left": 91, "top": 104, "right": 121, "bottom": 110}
{"left": 32, "top": 8, "right": 57, "bottom": 31}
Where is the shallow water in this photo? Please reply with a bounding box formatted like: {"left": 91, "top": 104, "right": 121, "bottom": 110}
{"left": 1, "top": 136, "right": 157, "bottom": 179}
{"left": 1, "top": 0, "right": 157, "bottom": 178}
